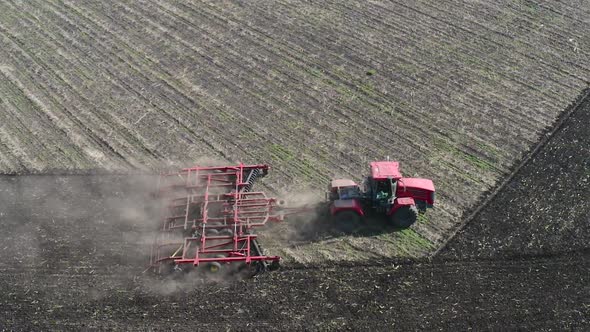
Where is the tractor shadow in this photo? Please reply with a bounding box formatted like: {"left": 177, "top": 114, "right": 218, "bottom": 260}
{"left": 287, "top": 213, "right": 404, "bottom": 246}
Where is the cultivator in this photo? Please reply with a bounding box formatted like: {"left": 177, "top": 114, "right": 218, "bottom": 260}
{"left": 147, "top": 164, "right": 301, "bottom": 276}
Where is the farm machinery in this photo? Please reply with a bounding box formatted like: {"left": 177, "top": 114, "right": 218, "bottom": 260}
{"left": 147, "top": 163, "right": 302, "bottom": 276}
{"left": 327, "top": 161, "right": 435, "bottom": 230}
{"left": 147, "top": 161, "right": 434, "bottom": 276}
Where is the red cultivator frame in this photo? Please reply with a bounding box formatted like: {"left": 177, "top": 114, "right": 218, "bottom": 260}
{"left": 148, "top": 164, "right": 297, "bottom": 275}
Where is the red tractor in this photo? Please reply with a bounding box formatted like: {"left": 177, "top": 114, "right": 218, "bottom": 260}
{"left": 328, "top": 161, "right": 435, "bottom": 230}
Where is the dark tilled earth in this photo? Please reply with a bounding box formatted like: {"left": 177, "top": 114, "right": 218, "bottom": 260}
{"left": 441, "top": 89, "right": 590, "bottom": 260}
{"left": 1, "top": 253, "right": 588, "bottom": 331}
{"left": 0, "top": 91, "right": 589, "bottom": 330}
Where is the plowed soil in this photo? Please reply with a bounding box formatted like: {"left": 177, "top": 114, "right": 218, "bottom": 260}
{"left": 1, "top": 252, "right": 588, "bottom": 330}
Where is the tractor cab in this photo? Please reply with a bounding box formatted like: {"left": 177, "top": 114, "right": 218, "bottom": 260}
{"left": 365, "top": 161, "right": 402, "bottom": 209}
{"left": 365, "top": 177, "right": 396, "bottom": 208}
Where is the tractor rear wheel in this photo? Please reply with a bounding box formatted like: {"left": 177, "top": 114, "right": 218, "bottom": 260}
{"left": 391, "top": 205, "right": 418, "bottom": 229}
{"left": 333, "top": 211, "right": 361, "bottom": 233}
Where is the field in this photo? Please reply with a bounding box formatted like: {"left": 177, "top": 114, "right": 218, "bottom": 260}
{"left": 0, "top": 89, "right": 588, "bottom": 330}
{"left": 0, "top": 90, "right": 590, "bottom": 330}
{"left": 0, "top": 0, "right": 589, "bottom": 329}
{"left": 0, "top": 0, "right": 589, "bottom": 259}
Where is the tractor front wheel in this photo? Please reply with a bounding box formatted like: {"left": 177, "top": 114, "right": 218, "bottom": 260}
{"left": 391, "top": 205, "right": 418, "bottom": 229}
{"left": 333, "top": 211, "right": 361, "bottom": 233}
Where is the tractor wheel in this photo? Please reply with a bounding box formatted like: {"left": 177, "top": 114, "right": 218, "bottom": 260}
{"left": 333, "top": 211, "right": 361, "bottom": 233}
{"left": 391, "top": 205, "right": 418, "bottom": 229}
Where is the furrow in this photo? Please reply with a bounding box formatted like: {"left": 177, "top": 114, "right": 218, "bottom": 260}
{"left": 43, "top": 0, "right": 232, "bottom": 164}
{"left": 0, "top": 70, "right": 76, "bottom": 170}
{"left": 193, "top": 2, "right": 445, "bottom": 166}
{"left": 237, "top": 0, "right": 544, "bottom": 160}
{"left": 93, "top": 0, "right": 408, "bottom": 182}
{"left": 63, "top": 0, "right": 332, "bottom": 182}
{"left": 0, "top": 23, "right": 129, "bottom": 170}
{"left": 0, "top": 2, "right": 151, "bottom": 169}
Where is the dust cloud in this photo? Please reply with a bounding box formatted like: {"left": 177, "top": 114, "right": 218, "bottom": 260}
{"left": 0, "top": 174, "right": 166, "bottom": 297}
{"left": 0, "top": 159, "right": 329, "bottom": 297}
{"left": 261, "top": 186, "right": 330, "bottom": 247}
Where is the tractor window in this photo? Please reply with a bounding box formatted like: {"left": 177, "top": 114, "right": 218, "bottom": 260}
{"left": 339, "top": 186, "right": 359, "bottom": 199}
{"left": 329, "top": 187, "right": 339, "bottom": 201}
{"left": 375, "top": 181, "right": 391, "bottom": 200}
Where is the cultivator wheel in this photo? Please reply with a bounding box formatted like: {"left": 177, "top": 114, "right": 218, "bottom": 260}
{"left": 146, "top": 163, "right": 304, "bottom": 279}
{"left": 207, "top": 262, "right": 221, "bottom": 273}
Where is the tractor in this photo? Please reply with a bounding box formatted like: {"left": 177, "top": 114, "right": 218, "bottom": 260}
{"left": 327, "top": 161, "right": 435, "bottom": 230}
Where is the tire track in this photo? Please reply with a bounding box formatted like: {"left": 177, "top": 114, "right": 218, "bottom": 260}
{"left": 0, "top": 1, "right": 154, "bottom": 169}
{"left": 433, "top": 0, "right": 589, "bottom": 75}
{"left": 197, "top": 0, "right": 516, "bottom": 220}
{"left": 394, "top": 0, "right": 586, "bottom": 96}
{"left": 215, "top": 0, "right": 520, "bottom": 200}
{"left": 63, "top": 0, "right": 340, "bottom": 182}
{"left": 191, "top": 1, "right": 455, "bottom": 180}
{"left": 132, "top": 0, "right": 413, "bottom": 180}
